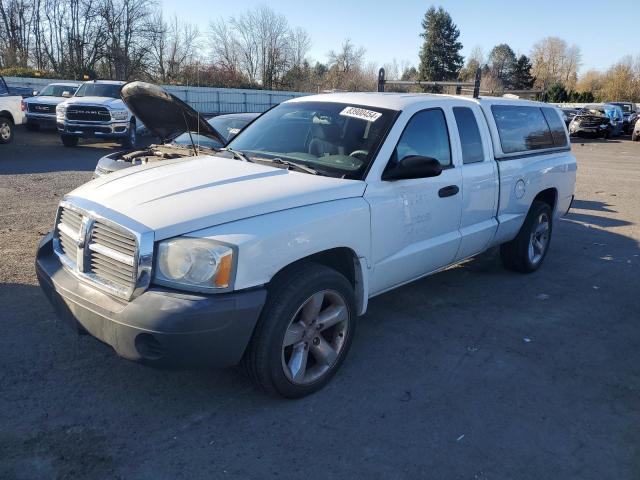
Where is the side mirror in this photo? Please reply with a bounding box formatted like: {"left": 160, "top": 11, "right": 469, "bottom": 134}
{"left": 62, "top": 91, "right": 71, "bottom": 98}
{"left": 382, "top": 155, "right": 443, "bottom": 181}
{"left": 33, "top": 90, "right": 39, "bottom": 96}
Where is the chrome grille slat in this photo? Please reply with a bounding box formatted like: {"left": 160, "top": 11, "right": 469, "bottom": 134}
{"left": 90, "top": 252, "right": 135, "bottom": 277}
{"left": 90, "top": 232, "right": 136, "bottom": 254}
{"left": 87, "top": 219, "right": 137, "bottom": 294}
{"left": 92, "top": 224, "right": 137, "bottom": 244}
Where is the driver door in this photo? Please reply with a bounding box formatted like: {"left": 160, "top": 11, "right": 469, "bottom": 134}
{"left": 365, "top": 107, "right": 463, "bottom": 295}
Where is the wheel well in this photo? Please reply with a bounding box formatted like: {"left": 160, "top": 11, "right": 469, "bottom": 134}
{"left": 270, "top": 248, "right": 358, "bottom": 289}
{"left": 533, "top": 188, "right": 557, "bottom": 213}
{"left": 0, "top": 110, "right": 14, "bottom": 124}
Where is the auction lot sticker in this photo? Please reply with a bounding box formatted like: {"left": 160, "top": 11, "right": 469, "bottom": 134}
{"left": 340, "top": 106, "right": 382, "bottom": 122}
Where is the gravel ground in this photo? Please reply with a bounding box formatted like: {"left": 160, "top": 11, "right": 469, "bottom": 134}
{"left": 1, "top": 127, "right": 639, "bottom": 479}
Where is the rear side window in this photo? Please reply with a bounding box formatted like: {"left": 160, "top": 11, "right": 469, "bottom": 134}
{"left": 394, "top": 108, "right": 451, "bottom": 167}
{"left": 541, "top": 107, "right": 568, "bottom": 147}
{"left": 491, "top": 105, "right": 554, "bottom": 154}
{"left": 453, "top": 107, "right": 484, "bottom": 164}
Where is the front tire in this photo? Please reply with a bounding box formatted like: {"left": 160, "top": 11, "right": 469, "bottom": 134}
{"left": 61, "top": 134, "right": 79, "bottom": 147}
{"left": 0, "top": 116, "right": 14, "bottom": 144}
{"left": 500, "top": 200, "right": 553, "bottom": 273}
{"left": 243, "top": 264, "right": 356, "bottom": 398}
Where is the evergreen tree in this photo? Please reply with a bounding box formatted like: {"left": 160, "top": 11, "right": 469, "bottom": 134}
{"left": 487, "top": 44, "right": 517, "bottom": 89}
{"left": 418, "top": 6, "right": 463, "bottom": 82}
{"left": 512, "top": 55, "right": 535, "bottom": 90}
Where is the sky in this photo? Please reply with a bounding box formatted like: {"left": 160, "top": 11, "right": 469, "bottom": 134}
{"left": 161, "top": 0, "right": 639, "bottom": 74}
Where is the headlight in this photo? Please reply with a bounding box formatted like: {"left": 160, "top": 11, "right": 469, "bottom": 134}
{"left": 56, "top": 104, "right": 67, "bottom": 116}
{"left": 111, "top": 109, "right": 129, "bottom": 121}
{"left": 154, "top": 237, "right": 235, "bottom": 292}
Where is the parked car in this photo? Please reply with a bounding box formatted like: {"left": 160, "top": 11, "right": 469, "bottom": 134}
{"left": 23, "top": 82, "right": 81, "bottom": 130}
{"left": 609, "top": 101, "right": 638, "bottom": 134}
{"left": 561, "top": 108, "right": 580, "bottom": 126}
{"left": 93, "top": 84, "right": 258, "bottom": 176}
{"left": 604, "top": 103, "right": 625, "bottom": 136}
{"left": 0, "top": 75, "right": 35, "bottom": 98}
{"left": 569, "top": 105, "right": 614, "bottom": 138}
{"left": 36, "top": 91, "right": 576, "bottom": 398}
{"left": 0, "top": 89, "right": 26, "bottom": 144}
{"left": 56, "top": 80, "right": 136, "bottom": 147}
{"left": 632, "top": 116, "right": 640, "bottom": 141}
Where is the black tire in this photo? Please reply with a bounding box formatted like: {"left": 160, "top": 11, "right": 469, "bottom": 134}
{"left": 242, "top": 263, "right": 357, "bottom": 398}
{"left": 25, "top": 121, "right": 40, "bottom": 131}
{"left": 120, "top": 119, "right": 136, "bottom": 148}
{"left": 0, "top": 115, "right": 14, "bottom": 144}
{"left": 61, "top": 134, "right": 79, "bottom": 147}
{"left": 500, "top": 200, "right": 553, "bottom": 273}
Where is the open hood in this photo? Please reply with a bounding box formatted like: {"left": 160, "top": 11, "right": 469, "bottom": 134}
{"left": 120, "top": 81, "right": 226, "bottom": 145}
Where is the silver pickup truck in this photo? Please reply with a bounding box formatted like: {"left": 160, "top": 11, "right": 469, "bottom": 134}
{"left": 56, "top": 80, "right": 137, "bottom": 147}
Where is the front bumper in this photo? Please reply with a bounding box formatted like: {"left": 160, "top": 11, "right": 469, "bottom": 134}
{"left": 26, "top": 113, "right": 57, "bottom": 126}
{"left": 57, "top": 119, "right": 130, "bottom": 138}
{"left": 35, "top": 233, "right": 267, "bottom": 368}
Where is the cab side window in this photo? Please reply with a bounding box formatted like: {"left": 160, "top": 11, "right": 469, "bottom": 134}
{"left": 453, "top": 107, "right": 484, "bottom": 164}
{"left": 394, "top": 109, "right": 451, "bottom": 167}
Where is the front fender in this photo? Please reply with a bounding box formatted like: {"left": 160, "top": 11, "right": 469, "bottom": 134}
{"left": 186, "top": 197, "right": 371, "bottom": 303}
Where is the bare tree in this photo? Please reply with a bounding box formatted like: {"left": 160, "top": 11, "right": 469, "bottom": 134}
{"left": 530, "top": 36, "right": 581, "bottom": 90}
{"left": 151, "top": 13, "right": 199, "bottom": 83}
{"left": 0, "top": 0, "right": 35, "bottom": 67}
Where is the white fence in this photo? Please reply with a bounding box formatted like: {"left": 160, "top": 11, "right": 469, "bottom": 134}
{"left": 4, "top": 76, "right": 311, "bottom": 115}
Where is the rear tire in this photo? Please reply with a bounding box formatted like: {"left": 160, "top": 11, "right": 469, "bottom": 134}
{"left": 0, "top": 115, "right": 14, "bottom": 144}
{"left": 242, "top": 263, "right": 356, "bottom": 398}
{"left": 500, "top": 200, "right": 553, "bottom": 273}
{"left": 61, "top": 134, "right": 79, "bottom": 147}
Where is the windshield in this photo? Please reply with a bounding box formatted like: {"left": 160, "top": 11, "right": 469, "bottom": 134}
{"left": 226, "top": 101, "right": 397, "bottom": 178}
{"left": 40, "top": 85, "right": 78, "bottom": 97}
{"left": 610, "top": 103, "right": 633, "bottom": 113}
{"left": 75, "top": 83, "right": 122, "bottom": 98}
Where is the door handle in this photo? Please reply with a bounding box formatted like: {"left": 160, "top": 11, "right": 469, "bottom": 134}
{"left": 438, "top": 185, "right": 459, "bottom": 198}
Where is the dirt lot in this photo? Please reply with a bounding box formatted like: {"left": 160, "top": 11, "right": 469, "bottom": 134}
{"left": 1, "top": 127, "right": 639, "bottom": 479}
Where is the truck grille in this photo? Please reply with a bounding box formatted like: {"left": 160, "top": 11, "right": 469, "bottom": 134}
{"left": 28, "top": 103, "right": 56, "bottom": 114}
{"left": 87, "top": 221, "right": 137, "bottom": 288}
{"left": 53, "top": 203, "right": 146, "bottom": 299}
{"left": 66, "top": 105, "right": 111, "bottom": 122}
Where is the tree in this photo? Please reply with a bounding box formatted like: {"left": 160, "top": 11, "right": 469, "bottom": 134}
{"left": 459, "top": 45, "right": 484, "bottom": 82}
{"left": 418, "top": 6, "right": 463, "bottom": 82}
{"left": 487, "top": 43, "right": 516, "bottom": 89}
{"left": 530, "top": 36, "right": 581, "bottom": 90}
{"left": 512, "top": 54, "right": 534, "bottom": 90}
{"left": 543, "top": 83, "right": 568, "bottom": 103}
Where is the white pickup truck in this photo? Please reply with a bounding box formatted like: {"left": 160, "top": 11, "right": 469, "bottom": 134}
{"left": 36, "top": 86, "right": 576, "bottom": 398}
{"left": 0, "top": 81, "right": 26, "bottom": 143}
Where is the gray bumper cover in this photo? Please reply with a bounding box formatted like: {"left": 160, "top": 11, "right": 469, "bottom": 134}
{"left": 35, "top": 233, "right": 267, "bottom": 368}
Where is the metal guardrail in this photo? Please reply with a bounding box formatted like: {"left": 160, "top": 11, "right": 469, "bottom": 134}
{"left": 4, "top": 76, "right": 311, "bottom": 116}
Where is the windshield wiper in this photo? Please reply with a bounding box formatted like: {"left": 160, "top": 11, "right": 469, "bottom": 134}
{"left": 221, "top": 147, "right": 253, "bottom": 163}
{"left": 264, "top": 157, "right": 319, "bottom": 175}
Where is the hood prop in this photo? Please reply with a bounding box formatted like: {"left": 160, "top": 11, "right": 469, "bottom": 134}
{"left": 182, "top": 110, "right": 199, "bottom": 156}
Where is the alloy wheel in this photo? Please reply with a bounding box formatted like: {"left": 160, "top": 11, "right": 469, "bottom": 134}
{"left": 528, "top": 212, "right": 550, "bottom": 265}
{"left": 281, "top": 290, "right": 349, "bottom": 385}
